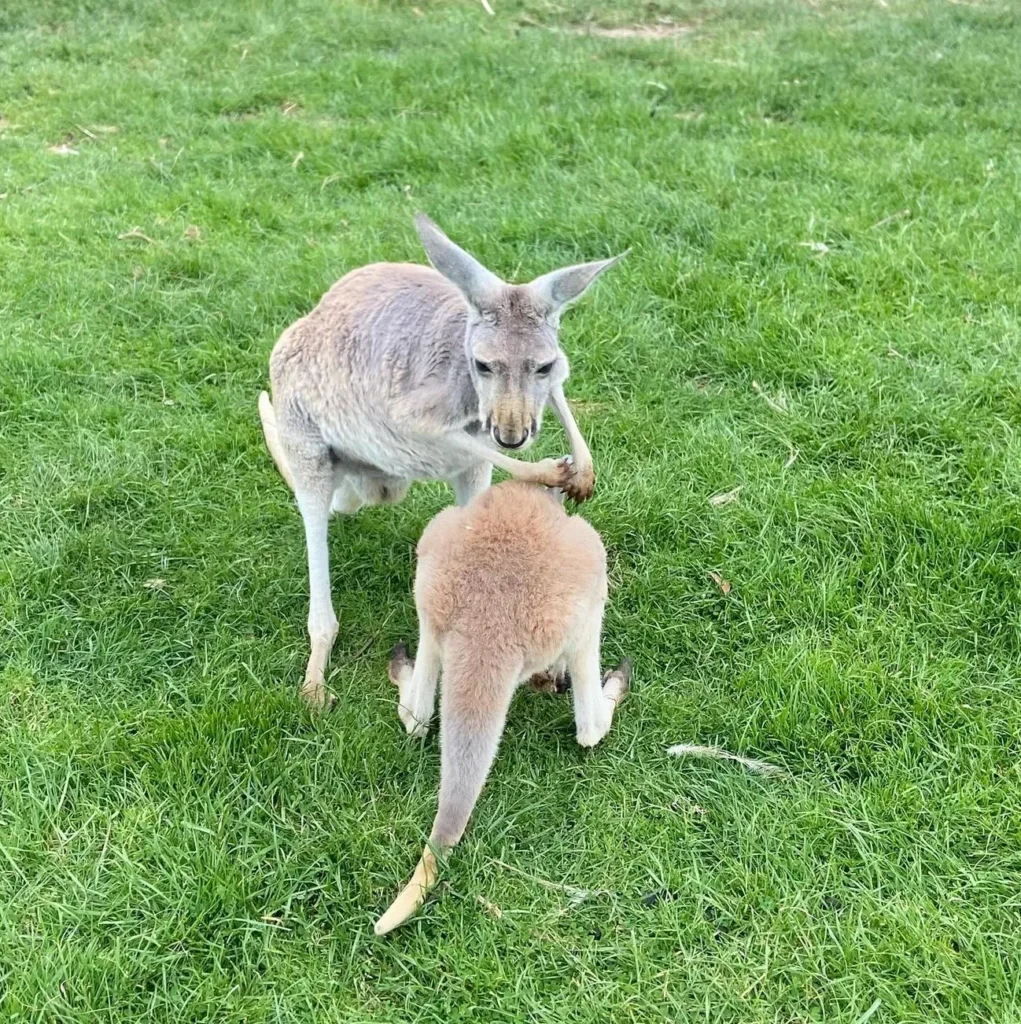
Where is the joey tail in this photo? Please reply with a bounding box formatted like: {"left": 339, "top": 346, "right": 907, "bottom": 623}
{"left": 374, "top": 655, "right": 516, "bottom": 935}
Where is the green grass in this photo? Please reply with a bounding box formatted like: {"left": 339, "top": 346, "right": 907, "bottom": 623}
{"left": 2, "top": 0, "right": 1020, "bottom": 1019}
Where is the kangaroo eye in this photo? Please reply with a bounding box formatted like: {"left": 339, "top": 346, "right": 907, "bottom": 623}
{"left": 474, "top": 360, "right": 492, "bottom": 375}
{"left": 536, "top": 361, "right": 556, "bottom": 376}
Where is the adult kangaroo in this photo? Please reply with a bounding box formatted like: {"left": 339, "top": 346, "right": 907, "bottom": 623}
{"left": 259, "top": 214, "right": 626, "bottom": 707}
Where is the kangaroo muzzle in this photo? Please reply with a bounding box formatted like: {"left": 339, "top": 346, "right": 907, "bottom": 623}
{"left": 490, "top": 417, "right": 537, "bottom": 451}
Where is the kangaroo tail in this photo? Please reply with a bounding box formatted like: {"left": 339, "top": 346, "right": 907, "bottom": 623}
{"left": 374, "top": 655, "right": 517, "bottom": 936}
{"left": 258, "top": 391, "right": 296, "bottom": 492}
{"left": 373, "top": 845, "right": 440, "bottom": 937}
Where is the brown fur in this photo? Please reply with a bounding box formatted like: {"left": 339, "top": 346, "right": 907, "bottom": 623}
{"left": 375, "top": 481, "right": 630, "bottom": 935}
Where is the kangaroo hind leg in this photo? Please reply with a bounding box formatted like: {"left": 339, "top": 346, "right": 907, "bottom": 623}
{"left": 294, "top": 477, "right": 339, "bottom": 710}
{"left": 279, "top": 419, "right": 341, "bottom": 710}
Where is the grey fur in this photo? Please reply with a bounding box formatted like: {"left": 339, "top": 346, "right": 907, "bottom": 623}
{"left": 414, "top": 212, "right": 502, "bottom": 308}
{"left": 259, "top": 213, "right": 625, "bottom": 706}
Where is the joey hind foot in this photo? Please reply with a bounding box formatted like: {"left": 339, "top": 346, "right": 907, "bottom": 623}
{"left": 602, "top": 658, "right": 631, "bottom": 704}
{"left": 387, "top": 643, "right": 414, "bottom": 687}
{"left": 388, "top": 643, "right": 431, "bottom": 738}
{"left": 527, "top": 670, "right": 557, "bottom": 695}
{"left": 528, "top": 669, "right": 572, "bottom": 695}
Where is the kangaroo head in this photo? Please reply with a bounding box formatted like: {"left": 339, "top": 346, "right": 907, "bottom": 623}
{"left": 415, "top": 213, "right": 626, "bottom": 451}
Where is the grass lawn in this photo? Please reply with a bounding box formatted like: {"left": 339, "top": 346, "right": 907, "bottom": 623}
{"left": 2, "top": 0, "right": 1021, "bottom": 1019}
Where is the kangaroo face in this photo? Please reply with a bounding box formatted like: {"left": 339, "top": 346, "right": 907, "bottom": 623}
{"left": 413, "top": 213, "right": 626, "bottom": 450}
{"left": 467, "top": 287, "right": 567, "bottom": 451}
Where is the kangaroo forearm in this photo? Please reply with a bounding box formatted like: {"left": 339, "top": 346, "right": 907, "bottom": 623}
{"left": 448, "top": 432, "right": 545, "bottom": 481}
{"left": 549, "top": 387, "right": 592, "bottom": 471}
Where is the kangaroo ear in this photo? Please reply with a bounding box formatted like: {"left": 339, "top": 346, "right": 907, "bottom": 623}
{"left": 528, "top": 250, "right": 629, "bottom": 314}
{"left": 415, "top": 213, "right": 503, "bottom": 309}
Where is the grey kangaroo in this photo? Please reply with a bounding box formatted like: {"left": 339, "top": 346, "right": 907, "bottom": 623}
{"left": 259, "top": 214, "right": 626, "bottom": 707}
{"left": 375, "top": 479, "right": 631, "bottom": 935}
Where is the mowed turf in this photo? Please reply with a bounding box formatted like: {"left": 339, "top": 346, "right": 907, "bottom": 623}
{"left": 2, "top": 0, "right": 1020, "bottom": 1019}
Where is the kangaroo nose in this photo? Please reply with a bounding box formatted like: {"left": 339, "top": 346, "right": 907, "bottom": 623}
{"left": 492, "top": 425, "right": 527, "bottom": 450}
